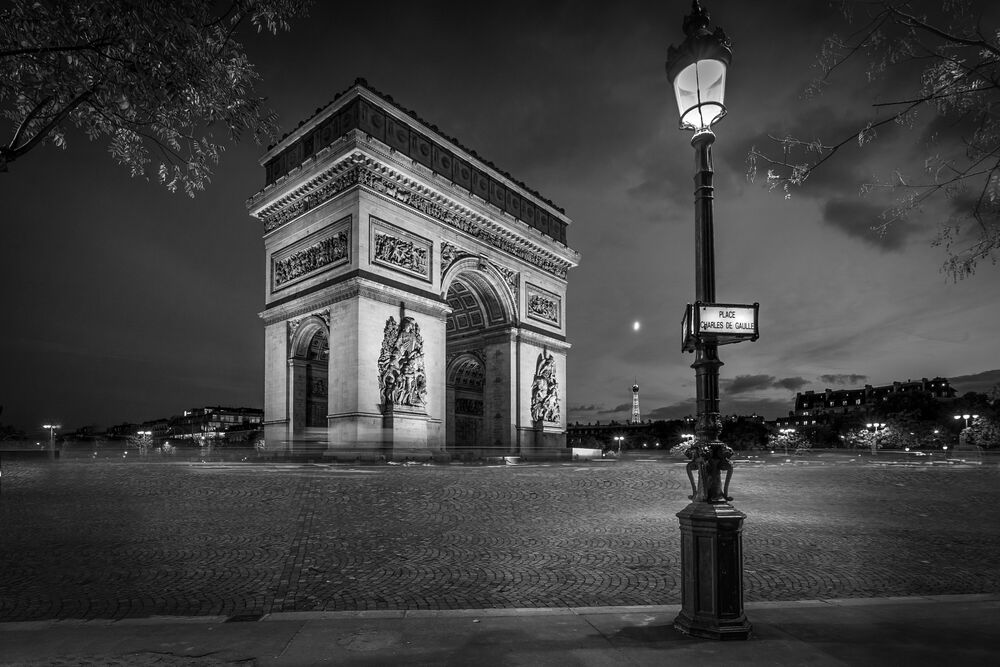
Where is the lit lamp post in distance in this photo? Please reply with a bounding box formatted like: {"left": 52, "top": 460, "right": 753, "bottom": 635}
{"left": 865, "top": 422, "right": 885, "bottom": 456}
{"left": 666, "top": 0, "right": 751, "bottom": 640}
{"left": 613, "top": 435, "right": 625, "bottom": 457}
{"left": 778, "top": 428, "right": 796, "bottom": 456}
{"left": 954, "top": 413, "right": 978, "bottom": 429}
{"left": 136, "top": 430, "right": 152, "bottom": 456}
{"left": 42, "top": 423, "right": 60, "bottom": 460}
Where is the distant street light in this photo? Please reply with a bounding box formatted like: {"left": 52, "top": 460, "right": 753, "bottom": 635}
{"left": 42, "top": 423, "right": 60, "bottom": 460}
{"left": 953, "top": 413, "right": 978, "bottom": 429}
{"left": 613, "top": 435, "right": 625, "bottom": 456}
{"left": 778, "top": 428, "right": 796, "bottom": 456}
{"left": 866, "top": 423, "right": 886, "bottom": 456}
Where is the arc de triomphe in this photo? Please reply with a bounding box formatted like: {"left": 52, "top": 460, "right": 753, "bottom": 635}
{"left": 246, "top": 80, "right": 580, "bottom": 458}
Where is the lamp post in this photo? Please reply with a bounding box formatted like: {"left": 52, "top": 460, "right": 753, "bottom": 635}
{"left": 666, "top": 0, "right": 750, "bottom": 640}
{"left": 42, "top": 423, "right": 60, "bottom": 460}
{"left": 613, "top": 435, "right": 625, "bottom": 456}
{"left": 953, "top": 413, "right": 978, "bottom": 429}
{"left": 778, "top": 428, "right": 796, "bottom": 456}
{"left": 136, "top": 430, "right": 152, "bottom": 455}
{"left": 866, "top": 422, "right": 885, "bottom": 456}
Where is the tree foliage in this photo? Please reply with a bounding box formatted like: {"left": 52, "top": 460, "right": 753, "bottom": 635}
{"left": 0, "top": 0, "right": 308, "bottom": 196}
{"left": 747, "top": 0, "right": 1000, "bottom": 279}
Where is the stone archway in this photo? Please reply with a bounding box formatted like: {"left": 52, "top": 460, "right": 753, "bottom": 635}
{"left": 249, "top": 82, "right": 579, "bottom": 458}
{"left": 443, "top": 265, "right": 515, "bottom": 452}
{"left": 288, "top": 316, "right": 330, "bottom": 431}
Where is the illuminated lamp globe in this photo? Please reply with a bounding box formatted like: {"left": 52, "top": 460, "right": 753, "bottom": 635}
{"left": 665, "top": 0, "right": 732, "bottom": 133}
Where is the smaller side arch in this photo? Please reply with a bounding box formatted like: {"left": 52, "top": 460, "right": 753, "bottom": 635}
{"left": 289, "top": 314, "right": 330, "bottom": 359}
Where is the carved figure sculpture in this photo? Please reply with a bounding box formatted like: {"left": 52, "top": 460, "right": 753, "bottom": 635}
{"left": 684, "top": 441, "right": 735, "bottom": 503}
{"left": 378, "top": 315, "right": 427, "bottom": 409}
{"left": 530, "top": 350, "right": 560, "bottom": 423}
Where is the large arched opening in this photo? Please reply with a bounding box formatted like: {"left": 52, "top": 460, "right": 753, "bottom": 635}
{"left": 443, "top": 263, "right": 515, "bottom": 452}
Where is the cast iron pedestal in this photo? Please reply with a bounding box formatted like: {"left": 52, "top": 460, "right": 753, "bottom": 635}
{"left": 674, "top": 500, "right": 751, "bottom": 640}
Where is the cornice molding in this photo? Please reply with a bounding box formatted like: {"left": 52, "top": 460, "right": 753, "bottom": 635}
{"left": 247, "top": 141, "right": 580, "bottom": 281}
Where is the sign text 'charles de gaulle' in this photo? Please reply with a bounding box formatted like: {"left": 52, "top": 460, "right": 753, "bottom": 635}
{"left": 682, "top": 302, "right": 759, "bottom": 352}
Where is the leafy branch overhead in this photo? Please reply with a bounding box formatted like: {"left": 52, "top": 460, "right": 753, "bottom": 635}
{"left": 0, "top": 0, "right": 309, "bottom": 196}
{"left": 746, "top": 0, "right": 1000, "bottom": 279}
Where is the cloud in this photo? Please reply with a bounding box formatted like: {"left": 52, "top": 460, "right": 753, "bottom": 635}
{"left": 567, "top": 404, "right": 601, "bottom": 413}
{"left": 722, "top": 375, "right": 809, "bottom": 394}
{"left": 772, "top": 376, "right": 809, "bottom": 391}
{"left": 598, "top": 403, "right": 632, "bottom": 414}
{"left": 725, "top": 374, "right": 777, "bottom": 394}
{"left": 647, "top": 399, "right": 697, "bottom": 421}
{"left": 820, "top": 373, "right": 869, "bottom": 386}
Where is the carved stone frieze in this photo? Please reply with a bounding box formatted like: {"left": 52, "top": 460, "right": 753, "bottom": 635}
{"left": 525, "top": 283, "right": 561, "bottom": 327}
{"left": 440, "top": 241, "right": 464, "bottom": 276}
{"left": 493, "top": 263, "right": 519, "bottom": 297}
{"left": 273, "top": 228, "right": 349, "bottom": 290}
{"left": 372, "top": 225, "right": 430, "bottom": 280}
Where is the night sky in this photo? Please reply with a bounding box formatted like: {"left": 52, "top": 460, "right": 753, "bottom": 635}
{"left": 3, "top": 0, "right": 999, "bottom": 436}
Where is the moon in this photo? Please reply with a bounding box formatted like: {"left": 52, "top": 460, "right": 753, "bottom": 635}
{"left": 632, "top": 320, "right": 641, "bottom": 332}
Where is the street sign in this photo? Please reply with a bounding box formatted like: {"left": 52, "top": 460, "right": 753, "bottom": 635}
{"left": 682, "top": 301, "right": 759, "bottom": 352}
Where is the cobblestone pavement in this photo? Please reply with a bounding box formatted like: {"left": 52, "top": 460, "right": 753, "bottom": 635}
{"left": 1, "top": 458, "right": 998, "bottom": 621}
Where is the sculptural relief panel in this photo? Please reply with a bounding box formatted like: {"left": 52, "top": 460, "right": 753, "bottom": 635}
{"left": 530, "top": 350, "right": 560, "bottom": 424}
{"left": 525, "top": 283, "right": 561, "bottom": 328}
{"left": 370, "top": 216, "right": 432, "bottom": 282}
{"left": 271, "top": 217, "right": 351, "bottom": 292}
{"left": 377, "top": 315, "right": 428, "bottom": 409}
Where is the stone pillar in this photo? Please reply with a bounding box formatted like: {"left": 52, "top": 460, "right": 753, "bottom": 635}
{"left": 482, "top": 331, "right": 515, "bottom": 453}
{"left": 288, "top": 358, "right": 308, "bottom": 432}
{"left": 674, "top": 502, "right": 751, "bottom": 640}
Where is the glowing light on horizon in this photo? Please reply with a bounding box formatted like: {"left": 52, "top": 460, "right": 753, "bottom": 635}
{"left": 632, "top": 321, "right": 641, "bottom": 331}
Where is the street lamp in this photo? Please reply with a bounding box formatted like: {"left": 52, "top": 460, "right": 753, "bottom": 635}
{"left": 866, "top": 422, "right": 885, "bottom": 456}
{"left": 136, "top": 430, "right": 152, "bottom": 455}
{"left": 666, "top": 0, "right": 749, "bottom": 641}
{"left": 953, "top": 413, "right": 978, "bottom": 429}
{"left": 779, "top": 428, "right": 796, "bottom": 456}
{"left": 42, "top": 423, "right": 60, "bottom": 460}
{"left": 613, "top": 435, "right": 625, "bottom": 456}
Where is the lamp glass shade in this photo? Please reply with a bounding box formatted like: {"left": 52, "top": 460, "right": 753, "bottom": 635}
{"left": 673, "top": 58, "right": 727, "bottom": 131}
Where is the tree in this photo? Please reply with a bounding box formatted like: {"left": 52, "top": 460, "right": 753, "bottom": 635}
{"left": 127, "top": 431, "right": 152, "bottom": 454}
{"left": 1, "top": 0, "right": 309, "bottom": 196}
{"left": 966, "top": 416, "right": 1000, "bottom": 448}
{"left": 721, "top": 418, "right": 769, "bottom": 451}
{"left": 747, "top": 0, "right": 1000, "bottom": 279}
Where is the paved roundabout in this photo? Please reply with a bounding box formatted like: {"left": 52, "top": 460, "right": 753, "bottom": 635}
{"left": 1, "top": 457, "right": 998, "bottom": 621}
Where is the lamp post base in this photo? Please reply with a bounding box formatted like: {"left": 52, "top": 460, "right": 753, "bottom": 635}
{"left": 674, "top": 500, "right": 751, "bottom": 640}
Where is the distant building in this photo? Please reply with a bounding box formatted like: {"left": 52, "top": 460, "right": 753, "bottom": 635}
{"left": 567, "top": 420, "right": 658, "bottom": 450}
{"left": 776, "top": 377, "right": 956, "bottom": 428}
{"left": 168, "top": 407, "right": 263, "bottom": 441}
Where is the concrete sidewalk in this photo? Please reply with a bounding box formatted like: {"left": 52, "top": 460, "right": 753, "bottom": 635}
{"left": 2, "top": 594, "right": 998, "bottom": 666}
